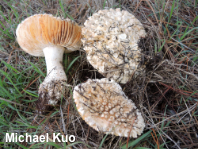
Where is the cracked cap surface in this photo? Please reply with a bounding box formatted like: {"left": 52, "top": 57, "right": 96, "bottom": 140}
{"left": 82, "top": 8, "right": 146, "bottom": 83}
{"left": 73, "top": 78, "right": 145, "bottom": 138}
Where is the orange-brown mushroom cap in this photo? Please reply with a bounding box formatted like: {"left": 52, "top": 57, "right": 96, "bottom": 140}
{"left": 16, "top": 14, "right": 82, "bottom": 56}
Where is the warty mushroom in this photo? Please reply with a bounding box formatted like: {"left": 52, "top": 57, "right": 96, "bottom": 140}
{"left": 73, "top": 78, "right": 145, "bottom": 138}
{"left": 82, "top": 8, "right": 146, "bottom": 84}
{"left": 16, "top": 14, "right": 82, "bottom": 113}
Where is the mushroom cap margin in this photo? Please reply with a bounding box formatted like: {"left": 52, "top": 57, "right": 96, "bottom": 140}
{"left": 16, "top": 14, "right": 82, "bottom": 56}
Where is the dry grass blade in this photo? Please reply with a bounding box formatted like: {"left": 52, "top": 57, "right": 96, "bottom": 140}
{"left": 0, "top": 0, "right": 198, "bottom": 148}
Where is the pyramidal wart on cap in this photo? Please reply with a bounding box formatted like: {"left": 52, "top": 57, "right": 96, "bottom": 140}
{"left": 82, "top": 8, "right": 147, "bottom": 84}
{"left": 73, "top": 78, "right": 145, "bottom": 138}
{"left": 16, "top": 14, "right": 82, "bottom": 113}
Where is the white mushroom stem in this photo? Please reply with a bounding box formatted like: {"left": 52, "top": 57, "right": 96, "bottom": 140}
{"left": 43, "top": 46, "right": 67, "bottom": 82}
{"left": 15, "top": 14, "right": 82, "bottom": 113}
{"left": 36, "top": 46, "right": 68, "bottom": 112}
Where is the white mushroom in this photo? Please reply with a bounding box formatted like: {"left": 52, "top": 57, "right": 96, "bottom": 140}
{"left": 16, "top": 14, "right": 82, "bottom": 113}
{"left": 82, "top": 8, "right": 146, "bottom": 83}
{"left": 73, "top": 78, "right": 145, "bottom": 138}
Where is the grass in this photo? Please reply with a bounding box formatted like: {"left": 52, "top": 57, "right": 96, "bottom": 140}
{"left": 0, "top": 0, "right": 198, "bottom": 148}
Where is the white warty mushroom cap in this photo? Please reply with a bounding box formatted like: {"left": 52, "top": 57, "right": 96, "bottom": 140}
{"left": 82, "top": 8, "right": 146, "bottom": 84}
{"left": 73, "top": 78, "right": 145, "bottom": 138}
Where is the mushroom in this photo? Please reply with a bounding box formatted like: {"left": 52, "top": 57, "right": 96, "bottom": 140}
{"left": 82, "top": 8, "right": 146, "bottom": 84}
{"left": 73, "top": 78, "right": 145, "bottom": 138}
{"left": 16, "top": 14, "right": 82, "bottom": 112}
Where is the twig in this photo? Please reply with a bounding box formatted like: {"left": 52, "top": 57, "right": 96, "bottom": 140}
{"left": 153, "top": 103, "right": 197, "bottom": 127}
{"left": 171, "top": 37, "right": 195, "bottom": 53}
{"left": 60, "top": 106, "right": 66, "bottom": 134}
{"left": 0, "top": 97, "right": 27, "bottom": 107}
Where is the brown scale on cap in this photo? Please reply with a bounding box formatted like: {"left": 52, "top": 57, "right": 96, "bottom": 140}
{"left": 73, "top": 78, "right": 145, "bottom": 138}
{"left": 82, "top": 8, "right": 147, "bottom": 84}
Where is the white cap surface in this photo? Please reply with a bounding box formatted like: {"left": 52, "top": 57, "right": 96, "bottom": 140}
{"left": 73, "top": 78, "right": 145, "bottom": 137}
{"left": 82, "top": 8, "right": 146, "bottom": 83}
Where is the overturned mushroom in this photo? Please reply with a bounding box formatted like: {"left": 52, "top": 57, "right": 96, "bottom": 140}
{"left": 82, "top": 8, "right": 146, "bottom": 84}
{"left": 16, "top": 14, "right": 82, "bottom": 113}
{"left": 73, "top": 78, "right": 145, "bottom": 138}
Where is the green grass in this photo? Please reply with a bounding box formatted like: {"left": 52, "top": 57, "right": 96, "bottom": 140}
{"left": 0, "top": 0, "right": 198, "bottom": 148}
